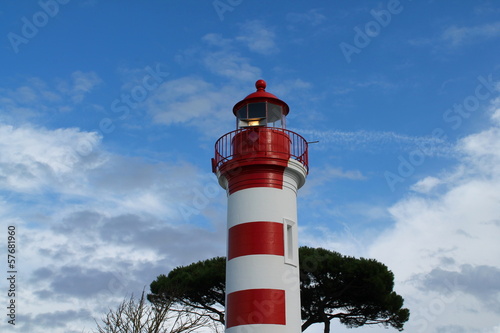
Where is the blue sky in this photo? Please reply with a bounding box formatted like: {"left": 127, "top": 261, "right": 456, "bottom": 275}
{"left": 1, "top": 1, "right": 500, "bottom": 332}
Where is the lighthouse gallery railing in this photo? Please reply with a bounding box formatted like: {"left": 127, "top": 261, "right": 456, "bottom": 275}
{"left": 213, "top": 128, "right": 309, "bottom": 172}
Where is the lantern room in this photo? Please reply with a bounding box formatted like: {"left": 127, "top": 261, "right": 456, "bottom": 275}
{"left": 212, "top": 79, "right": 309, "bottom": 177}
{"left": 233, "top": 79, "right": 289, "bottom": 129}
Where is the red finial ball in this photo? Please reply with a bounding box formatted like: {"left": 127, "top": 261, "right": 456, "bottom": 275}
{"left": 255, "top": 79, "right": 266, "bottom": 91}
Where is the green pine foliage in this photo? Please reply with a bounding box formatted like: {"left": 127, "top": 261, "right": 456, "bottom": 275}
{"left": 299, "top": 247, "right": 409, "bottom": 332}
{"left": 149, "top": 247, "right": 409, "bottom": 333}
{"left": 149, "top": 257, "right": 226, "bottom": 325}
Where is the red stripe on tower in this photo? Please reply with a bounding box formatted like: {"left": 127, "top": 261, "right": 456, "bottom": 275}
{"left": 223, "top": 163, "right": 287, "bottom": 195}
{"left": 228, "top": 221, "right": 284, "bottom": 260}
{"left": 226, "top": 289, "right": 286, "bottom": 328}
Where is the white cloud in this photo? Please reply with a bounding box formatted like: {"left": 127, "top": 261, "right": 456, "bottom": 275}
{"left": 474, "top": 3, "right": 500, "bottom": 16}
{"left": 489, "top": 325, "right": 500, "bottom": 333}
{"left": 421, "top": 264, "right": 500, "bottom": 312}
{"left": 202, "top": 33, "right": 233, "bottom": 48}
{"left": 296, "top": 129, "right": 454, "bottom": 156}
{"left": 325, "top": 167, "right": 366, "bottom": 180}
{"left": 492, "top": 100, "right": 500, "bottom": 124}
{"left": 293, "top": 92, "right": 500, "bottom": 333}
{"left": 146, "top": 76, "right": 213, "bottom": 125}
{"left": 442, "top": 21, "right": 500, "bottom": 47}
{"left": 367, "top": 98, "right": 500, "bottom": 332}
{"left": 196, "top": 22, "right": 279, "bottom": 80}
{"left": 271, "top": 78, "right": 313, "bottom": 98}
{"left": 144, "top": 76, "right": 241, "bottom": 136}
{"left": 67, "top": 71, "right": 102, "bottom": 103}
{"left": 460, "top": 127, "right": 500, "bottom": 163}
{"left": 0, "top": 124, "right": 104, "bottom": 193}
{"left": 286, "top": 9, "right": 326, "bottom": 27}
{"left": 411, "top": 176, "right": 442, "bottom": 193}
{"left": 199, "top": 32, "right": 262, "bottom": 81}
{"left": 148, "top": 25, "right": 295, "bottom": 137}
{"left": 4, "top": 208, "right": 225, "bottom": 333}
{"left": 409, "top": 22, "right": 500, "bottom": 53}
{"left": 236, "top": 20, "right": 279, "bottom": 55}
{"left": 202, "top": 51, "right": 262, "bottom": 81}
{"left": 53, "top": 70, "right": 101, "bottom": 104}
{"left": 0, "top": 80, "right": 59, "bottom": 123}
{"left": 0, "top": 119, "right": 227, "bottom": 333}
{"left": 0, "top": 72, "right": 102, "bottom": 125}
{"left": 0, "top": 122, "right": 223, "bottom": 222}
{"left": 353, "top": 79, "right": 396, "bottom": 90}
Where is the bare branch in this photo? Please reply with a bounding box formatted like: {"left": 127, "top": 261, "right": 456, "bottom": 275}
{"left": 91, "top": 290, "right": 216, "bottom": 333}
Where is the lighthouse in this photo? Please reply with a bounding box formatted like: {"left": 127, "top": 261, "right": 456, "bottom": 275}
{"left": 212, "top": 80, "right": 308, "bottom": 333}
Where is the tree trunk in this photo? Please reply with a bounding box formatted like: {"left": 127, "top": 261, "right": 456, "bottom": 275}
{"left": 323, "top": 318, "right": 331, "bottom": 333}
{"left": 301, "top": 317, "right": 317, "bottom": 332}
{"left": 321, "top": 313, "right": 331, "bottom": 333}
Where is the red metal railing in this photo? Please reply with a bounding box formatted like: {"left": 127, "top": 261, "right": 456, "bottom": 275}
{"left": 213, "top": 128, "right": 308, "bottom": 172}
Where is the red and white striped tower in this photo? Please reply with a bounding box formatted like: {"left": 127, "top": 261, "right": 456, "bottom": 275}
{"left": 212, "top": 80, "right": 309, "bottom": 333}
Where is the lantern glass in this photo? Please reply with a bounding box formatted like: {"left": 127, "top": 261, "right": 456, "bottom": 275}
{"left": 236, "top": 102, "right": 286, "bottom": 129}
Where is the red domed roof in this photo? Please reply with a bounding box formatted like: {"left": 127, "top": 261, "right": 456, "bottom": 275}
{"left": 233, "top": 80, "right": 289, "bottom": 115}
{"left": 243, "top": 80, "right": 279, "bottom": 99}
